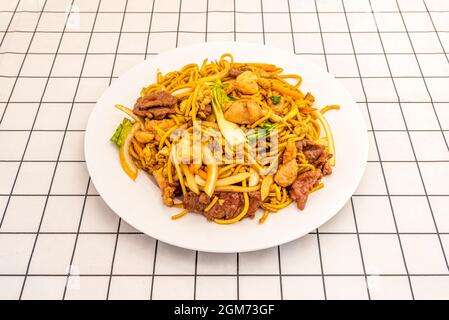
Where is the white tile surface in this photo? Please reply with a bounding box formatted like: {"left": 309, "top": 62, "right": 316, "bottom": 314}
{"left": 419, "top": 162, "right": 449, "bottom": 195}
{"left": 40, "top": 196, "right": 84, "bottom": 232}
{"left": 29, "top": 234, "right": 76, "bottom": 275}
{"left": 152, "top": 276, "right": 194, "bottom": 300}
{"left": 196, "top": 276, "right": 237, "bottom": 300}
{"left": 0, "top": 276, "right": 24, "bottom": 300}
{"left": 353, "top": 196, "right": 397, "bottom": 233}
{"left": 80, "top": 196, "right": 119, "bottom": 232}
{"left": 411, "top": 276, "right": 449, "bottom": 300}
{"left": 22, "top": 276, "right": 66, "bottom": 300}
{"left": 65, "top": 276, "right": 109, "bottom": 300}
{"left": 108, "top": 276, "right": 152, "bottom": 300}
{"left": 154, "top": 242, "right": 196, "bottom": 275}
{"left": 0, "top": 131, "right": 29, "bottom": 161}
{"left": 400, "top": 234, "right": 448, "bottom": 274}
{"left": 368, "top": 276, "right": 412, "bottom": 300}
{"left": 0, "top": 234, "right": 35, "bottom": 274}
{"left": 13, "top": 162, "right": 56, "bottom": 195}
{"left": 197, "top": 252, "right": 237, "bottom": 275}
{"left": 320, "top": 234, "right": 364, "bottom": 274}
{"left": 112, "top": 234, "right": 155, "bottom": 275}
{"left": 239, "top": 276, "right": 281, "bottom": 299}
{"left": 1, "top": 196, "right": 46, "bottom": 232}
{"left": 71, "top": 234, "right": 116, "bottom": 274}
{"left": 391, "top": 196, "right": 436, "bottom": 233}
{"left": 325, "top": 276, "right": 368, "bottom": 300}
{"left": 280, "top": 234, "right": 322, "bottom": 274}
{"left": 239, "top": 247, "right": 279, "bottom": 275}
{"left": 282, "top": 276, "right": 325, "bottom": 300}
{"left": 360, "top": 234, "right": 406, "bottom": 274}
{"left": 383, "top": 162, "right": 425, "bottom": 195}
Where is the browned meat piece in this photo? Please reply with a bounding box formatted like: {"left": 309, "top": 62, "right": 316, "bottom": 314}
{"left": 183, "top": 192, "right": 211, "bottom": 213}
{"left": 207, "top": 192, "right": 243, "bottom": 220}
{"left": 198, "top": 104, "right": 212, "bottom": 119}
{"left": 304, "top": 92, "right": 315, "bottom": 103}
{"left": 296, "top": 139, "right": 333, "bottom": 176}
{"left": 228, "top": 67, "right": 250, "bottom": 78}
{"left": 149, "top": 107, "right": 176, "bottom": 120}
{"left": 247, "top": 192, "right": 261, "bottom": 218}
{"left": 290, "top": 169, "right": 322, "bottom": 210}
{"left": 182, "top": 191, "right": 261, "bottom": 221}
{"left": 133, "top": 91, "right": 177, "bottom": 118}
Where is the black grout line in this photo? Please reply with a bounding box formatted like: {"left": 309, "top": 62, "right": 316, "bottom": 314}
{"left": 204, "top": 0, "right": 209, "bottom": 42}
{"left": 0, "top": 0, "right": 51, "bottom": 228}
{"left": 2, "top": 273, "right": 449, "bottom": 277}
{"left": 286, "top": 0, "right": 296, "bottom": 56}
{"left": 1, "top": 273, "right": 448, "bottom": 277}
{"left": 2, "top": 74, "right": 449, "bottom": 79}
{"left": 149, "top": 240, "right": 158, "bottom": 300}
{"left": 2, "top": 9, "right": 449, "bottom": 14}
{"left": 143, "top": 0, "right": 156, "bottom": 60}
{"left": 350, "top": 197, "right": 371, "bottom": 299}
{"left": 313, "top": 0, "right": 330, "bottom": 300}
{"left": 423, "top": 1, "right": 449, "bottom": 72}
{"left": 2, "top": 231, "right": 449, "bottom": 235}
{"left": 391, "top": 0, "right": 449, "bottom": 272}
{"left": 105, "top": 0, "right": 129, "bottom": 298}
{"left": 2, "top": 29, "right": 449, "bottom": 35}
{"left": 174, "top": 0, "right": 182, "bottom": 48}
{"left": 394, "top": 2, "right": 449, "bottom": 152}
{"left": 1, "top": 51, "right": 447, "bottom": 55}
{"left": 193, "top": 251, "right": 198, "bottom": 300}
{"left": 14, "top": 0, "right": 75, "bottom": 299}
{"left": 0, "top": 3, "right": 49, "bottom": 127}
{"left": 260, "top": 0, "right": 266, "bottom": 45}
{"left": 236, "top": 252, "right": 240, "bottom": 300}
{"left": 59, "top": 0, "right": 103, "bottom": 299}
{"left": 0, "top": 0, "right": 20, "bottom": 47}
{"left": 233, "top": 0, "right": 236, "bottom": 41}
{"left": 354, "top": 0, "right": 417, "bottom": 299}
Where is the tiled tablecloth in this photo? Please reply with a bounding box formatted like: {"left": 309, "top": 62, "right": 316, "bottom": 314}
{"left": 0, "top": 0, "right": 449, "bottom": 300}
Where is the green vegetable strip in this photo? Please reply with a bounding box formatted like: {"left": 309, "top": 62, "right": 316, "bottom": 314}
{"left": 111, "top": 118, "right": 133, "bottom": 147}
{"left": 270, "top": 96, "right": 281, "bottom": 105}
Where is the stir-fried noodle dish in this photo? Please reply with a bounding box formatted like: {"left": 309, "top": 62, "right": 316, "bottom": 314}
{"left": 111, "top": 54, "right": 338, "bottom": 224}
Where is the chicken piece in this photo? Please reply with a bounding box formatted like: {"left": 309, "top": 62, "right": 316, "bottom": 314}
{"left": 236, "top": 71, "right": 259, "bottom": 95}
{"left": 274, "top": 159, "right": 298, "bottom": 187}
{"left": 134, "top": 130, "right": 154, "bottom": 144}
{"left": 283, "top": 139, "right": 297, "bottom": 164}
{"left": 224, "top": 100, "right": 263, "bottom": 125}
{"left": 145, "top": 118, "right": 176, "bottom": 132}
{"left": 153, "top": 167, "right": 176, "bottom": 206}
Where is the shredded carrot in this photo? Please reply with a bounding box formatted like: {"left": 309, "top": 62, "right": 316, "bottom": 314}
{"left": 272, "top": 84, "right": 304, "bottom": 100}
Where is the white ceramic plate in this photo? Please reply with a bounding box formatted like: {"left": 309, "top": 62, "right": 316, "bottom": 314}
{"left": 85, "top": 42, "right": 368, "bottom": 253}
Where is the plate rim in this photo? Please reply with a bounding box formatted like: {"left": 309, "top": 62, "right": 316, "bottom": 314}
{"left": 84, "top": 41, "right": 369, "bottom": 253}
